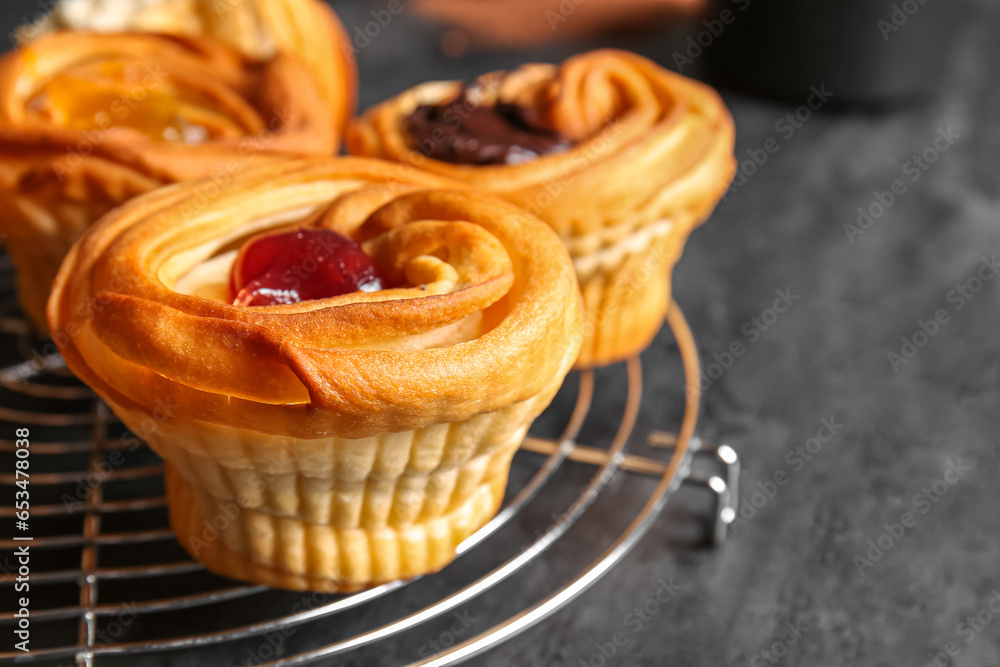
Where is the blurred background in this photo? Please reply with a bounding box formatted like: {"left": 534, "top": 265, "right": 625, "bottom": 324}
{"left": 3, "top": 0, "right": 999, "bottom": 664}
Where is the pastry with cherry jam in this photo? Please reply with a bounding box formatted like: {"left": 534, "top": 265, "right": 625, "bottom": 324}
{"left": 348, "top": 49, "right": 736, "bottom": 367}
{"left": 48, "top": 158, "right": 582, "bottom": 592}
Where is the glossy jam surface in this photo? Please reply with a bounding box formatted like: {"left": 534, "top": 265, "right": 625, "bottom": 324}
{"left": 31, "top": 63, "right": 210, "bottom": 143}
{"left": 230, "top": 228, "right": 384, "bottom": 307}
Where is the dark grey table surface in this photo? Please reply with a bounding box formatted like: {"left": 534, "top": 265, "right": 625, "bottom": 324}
{"left": 3, "top": 0, "right": 998, "bottom": 665}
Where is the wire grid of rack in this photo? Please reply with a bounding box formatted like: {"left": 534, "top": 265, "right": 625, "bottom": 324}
{"left": 0, "top": 250, "right": 739, "bottom": 666}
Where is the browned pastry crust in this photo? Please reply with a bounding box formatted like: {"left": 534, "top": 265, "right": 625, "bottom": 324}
{"left": 48, "top": 157, "right": 582, "bottom": 591}
{"left": 347, "top": 49, "right": 736, "bottom": 367}
{"left": 20, "top": 0, "right": 357, "bottom": 132}
{"left": 0, "top": 30, "right": 342, "bottom": 328}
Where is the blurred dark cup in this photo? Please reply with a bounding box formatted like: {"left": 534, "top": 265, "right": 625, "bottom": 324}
{"left": 700, "top": 0, "right": 964, "bottom": 105}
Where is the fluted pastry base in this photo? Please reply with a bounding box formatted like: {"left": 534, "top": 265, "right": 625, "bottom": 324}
{"left": 121, "top": 397, "right": 542, "bottom": 592}
{"left": 572, "top": 222, "right": 684, "bottom": 368}
{"left": 166, "top": 464, "right": 506, "bottom": 592}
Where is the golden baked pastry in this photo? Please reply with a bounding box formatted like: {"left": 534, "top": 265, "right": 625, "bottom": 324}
{"left": 347, "top": 49, "right": 736, "bottom": 367}
{"left": 21, "top": 0, "right": 356, "bottom": 130}
{"left": 0, "top": 30, "right": 341, "bottom": 329}
{"left": 48, "top": 157, "right": 583, "bottom": 592}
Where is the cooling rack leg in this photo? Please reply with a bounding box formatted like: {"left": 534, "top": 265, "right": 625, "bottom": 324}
{"left": 527, "top": 431, "right": 743, "bottom": 547}
{"left": 682, "top": 441, "right": 740, "bottom": 547}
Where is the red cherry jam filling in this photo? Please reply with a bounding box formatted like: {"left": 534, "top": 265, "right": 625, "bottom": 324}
{"left": 230, "top": 228, "right": 384, "bottom": 307}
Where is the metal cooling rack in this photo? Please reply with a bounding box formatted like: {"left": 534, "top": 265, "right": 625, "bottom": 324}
{"left": 0, "top": 250, "right": 739, "bottom": 666}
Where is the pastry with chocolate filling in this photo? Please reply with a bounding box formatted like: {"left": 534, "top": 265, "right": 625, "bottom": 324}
{"left": 0, "top": 1, "right": 355, "bottom": 330}
{"left": 348, "top": 49, "right": 736, "bottom": 367}
{"left": 48, "top": 157, "right": 582, "bottom": 592}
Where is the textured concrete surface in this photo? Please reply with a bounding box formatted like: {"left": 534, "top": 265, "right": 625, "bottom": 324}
{"left": 3, "top": 0, "right": 998, "bottom": 665}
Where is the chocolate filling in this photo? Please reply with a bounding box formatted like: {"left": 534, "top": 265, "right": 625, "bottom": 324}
{"left": 406, "top": 89, "right": 572, "bottom": 166}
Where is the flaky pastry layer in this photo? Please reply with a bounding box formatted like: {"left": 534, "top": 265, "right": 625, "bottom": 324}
{"left": 49, "top": 158, "right": 582, "bottom": 437}
{"left": 21, "top": 0, "right": 356, "bottom": 130}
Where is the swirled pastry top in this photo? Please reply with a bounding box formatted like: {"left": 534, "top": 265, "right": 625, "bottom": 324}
{"left": 19, "top": 0, "right": 356, "bottom": 132}
{"left": 347, "top": 49, "right": 736, "bottom": 238}
{"left": 48, "top": 158, "right": 583, "bottom": 439}
{"left": 0, "top": 31, "right": 336, "bottom": 179}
